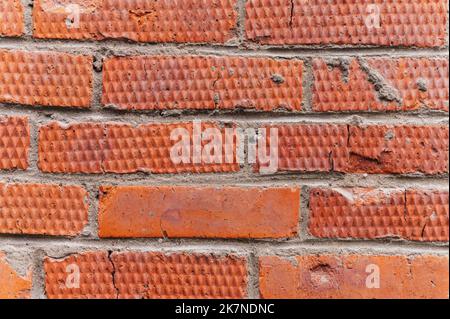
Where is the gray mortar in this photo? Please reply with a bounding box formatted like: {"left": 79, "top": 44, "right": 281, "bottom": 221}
{"left": 0, "top": 0, "right": 448, "bottom": 299}
{"left": 4, "top": 248, "right": 34, "bottom": 277}
{"left": 416, "top": 78, "right": 429, "bottom": 92}
{"left": 325, "top": 57, "right": 351, "bottom": 83}
{"left": 358, "top": 58, "right": 403, "bottom": 105}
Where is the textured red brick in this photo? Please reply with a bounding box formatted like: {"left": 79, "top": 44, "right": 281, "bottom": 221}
{"left": 104, "top": 122, "right": 239, "bottom": 174}
{"left": 98, "top": 186, "right": 300, "bottom": 239}
{"left": 258, "top": 124, "right": 449, "bottom": 175}
{"left": 0, "top": 252, "right": 32, "bottom": 299}
{"left": 45, "top": 251, "right": 116, "bottom": 299}
{"left": 0, "top": 0, "right": 24, "bottom": 36}
{"left": 0, "top": 116, "right": 29, "bottom": 171}
{"left": 245, "top": 0, "right": 448, "bottom": 47}
{"left": 38, "top": 122, "right": 104, "bottom": 174}
{"left": 0, "top": 50, "right": 93, "bottom": 108}
{"left": 45, "top": 251, "right": 248, "bottom": 299}
{"left": 345, "top": 125, "right": 448, "bottom": 174}
{"left": 313, "top": 58, "right": 449, "bottom": 112}
{"left": 309, "top": 188, "right": 449, "bottom": 242}
{"left": 102, "top": 55, "right": 303, "bottom": 111}
{"left": 0, "top": 183, "right": 89, "bottom": 236}
{"left": 38, "top": 121, "right": 239, "bottom": 174}
{"left": 259, "top": 255, "right": 449, "bottom": 299}
{"left": 33, "top": 0, "right": 238, "bottom": 44}
{"left": 112, "top": 252, "right": 248, "bottom": 299}
{"left": 258, "top": 124, "right": 349, "bottom": 173}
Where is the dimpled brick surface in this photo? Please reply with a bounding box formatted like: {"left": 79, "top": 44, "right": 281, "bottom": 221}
{"left": 38, "top": 122, "right": 104, "bottom": 173}
{"left": 0, "top": 116, "right": 29, "bottom": 170}
{"left": 261, "top": 124, "right": 449, "bottom": 174}
{"left": 345, "top": 125, "right": 449, "bottom": 174}
{"left": 245, "top": 0, "right": 448, "bottom": 47}
{"left": 309, "top": 188, "right": 449, "bottom": 242}
{"left": 44, "top": 251, "right": 248, "bottom": 299}
{"left": 98, "top": 186, "right": 300, "bottom": 238}
{"left": 102, "top": 55, "right": 303, "bottom": 111}
{"left": 313, "top": 58, "right": 449, "bottom": 112}
{"left": 0, "top": 183, "right": 89, "bottom": 236}
{"left": 407, "top": 190, "right": 450, "bottom": 241}
{"left": 38, "top": 122, "right": 239, "bottom": 174}
{"left": 0, "top": 252, "right": 32, "bottom": 299}
{"left": 258, "top": 124, "right": 349, "bottom": 173}
{"left": 0, "top": 50, "right": 93, "bottom": 108}
{"left": 111, "top": 252, "right": 248, "bottom": 299}
{"left": 0, "top": 0, "right": 24, "bottom": 36}
{"left": 259, "top": 255, "right": 449, "bottom": 299}
{"left": 33, "top": 0, "right": 238, "bottom": 44}
{"left": 45, "top": 251, "right": 117, "bottom": 299}
{"left": 103, "top": 122, "right": 239, "bottom": 174}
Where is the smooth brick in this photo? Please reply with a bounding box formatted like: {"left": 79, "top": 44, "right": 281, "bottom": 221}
{"left": 33, "top": 0, "right": 238, "bottom": 44}
{"left": 0, "top": 252, "right": 31, "bottom": 299}
{"left": 102, "top": 55, "right": 303, "bottom": 111}
{"left": 258, "top": 124, "right": 449, "bottom": 175}
{"left": 309, "top": 188, "right": 449, "bottom": 242}
{"left": 0, "top": 50, "right": 93, "bottom": 108}
{"left": 0, "top": 116, "right": 29, "bottom": 171}
{"left": 0, "top": 183, "right": 89, "bottom": 236}
{"left": 98, "top": 186, "right": 300, "bottom": 239}
{"left": 259, "top": 255, "right": 449, "bottom": 299}
{"left": 38, "top": 121, "right": 239, "bottom": 174}
{"left": 45, "top": 251, "right": 248, "bottom": 299}
{"left": 313, "top": 58, "right": 449, "bottom": 112}
{"left": 246, "top": 0, "right": 448, "bottom": 47}
{"left": 0, "top": 0, "right": 24, "bottom": 37}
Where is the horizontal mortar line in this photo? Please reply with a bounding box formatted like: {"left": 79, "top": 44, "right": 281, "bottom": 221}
{"left": 0, "top": 39, "right": 449, "bottom": 58}
{"left": 1, "top": 106, "right": 449, "bottom": 125}
{"left": 0, "top": 238, "right": 447, "bottom": 256}
{"left": 0, "top": 171, "right": 449, "bottom": 188}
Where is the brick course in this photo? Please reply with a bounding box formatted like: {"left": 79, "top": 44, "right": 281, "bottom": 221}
{"left": 0, "top": 0, "right": 448, "bottom": 300}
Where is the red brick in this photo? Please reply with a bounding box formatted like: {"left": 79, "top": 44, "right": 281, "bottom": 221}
{"left": 313, "top": 58, "right": 449, "bottom": 112}
{"left": 0, "top": 252, "right": 31, "bottom": 299}
{"left": 0, "top": 183, "right": 89, "bottom": 236}
{"left": 258, "top": 124, "right": 348, "bottom": 173}
{"left": 104, "top": 122, "right": 239, "bottom": 174}
{"left": 45, "top": 251, "right": 248, "bottom": 299}
{"left": 309, "top": 188, "right": 449, "bottom": 242}
{"left": 44, "top": 251, "right": 116, "bottom": 299}
{"left": 245, "top": 0, "right": 448, "bottom": 47}
{"left": 345, "top": 125, "right": 448, "bottom": 174}
{"left": 38, "top": 121, "right": 239, "bottom": 174}
{"left": 0, "top": 116, "right": 29, "bottom": 171}
{"left": 33, "top": 0, "right": 238, "bottom": 44}
{"left": 0, "top": 0, "right": 24, "bottom": 37}
{"left": 102, "top": 55, "right": 303, "bottom": 111}
{"left": 0, "top": 50, "right": 93, "bottom": 108}
{"left": 258, "top": 124, "right": 449, "bottom": 175}
{"left": 98, "top": 185, "right": 300, "bottom": 239}
{"left": 38, "top": 122, "right": 104, "bottom": 174}
{"left": 259, "top": 254, "right": 449, "bottom": 299}
{"left": 112, "top": 252, "right": 248, "bottom": 299}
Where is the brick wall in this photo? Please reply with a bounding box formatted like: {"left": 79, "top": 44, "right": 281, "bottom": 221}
{"left": 0, "top": 0, "right": 448, "bottom": 299}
